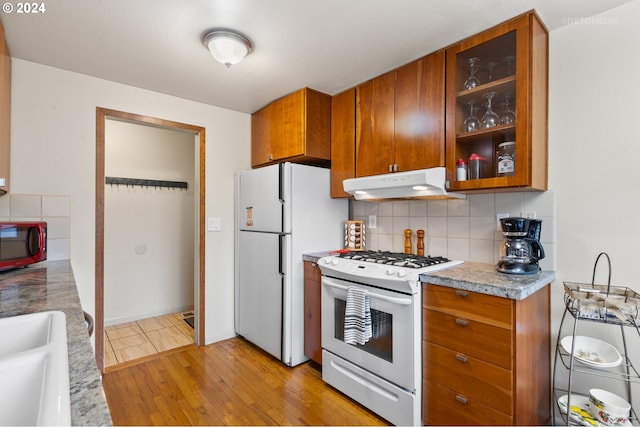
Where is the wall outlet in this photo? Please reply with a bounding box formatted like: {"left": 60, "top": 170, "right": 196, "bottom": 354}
{"left": 368, "top": 215, "right": 377, "bottom": 229}
{"left": 497, "top": 212, "right": 509, "bottom": 231}
{"left": 521, "top": 211, "right": 537, "bottom": 219}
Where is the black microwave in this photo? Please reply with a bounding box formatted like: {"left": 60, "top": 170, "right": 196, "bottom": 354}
{"left": 0, "top": 222, "right": 47, "bottom": 271}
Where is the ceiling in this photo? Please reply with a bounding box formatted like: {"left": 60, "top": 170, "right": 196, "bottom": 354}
{"left": 1, "top": 0, "right": 632, "bottom": 114}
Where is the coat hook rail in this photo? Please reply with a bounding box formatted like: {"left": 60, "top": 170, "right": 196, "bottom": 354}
{"left": 105, "top": 176, "right": 188, "bottom": 190}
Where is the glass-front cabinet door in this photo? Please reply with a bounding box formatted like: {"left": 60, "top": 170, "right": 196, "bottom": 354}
{"left": 445, "top": 10, "right": 548, "bottom": 192}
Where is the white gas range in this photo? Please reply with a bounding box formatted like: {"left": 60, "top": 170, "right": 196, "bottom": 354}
{"left": 319, "top": 251, "right": 463, "bottom": 426}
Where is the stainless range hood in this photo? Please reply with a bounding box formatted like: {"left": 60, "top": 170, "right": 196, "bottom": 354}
{"left": 343, "top": 167, "right": 465, "bottom": 200}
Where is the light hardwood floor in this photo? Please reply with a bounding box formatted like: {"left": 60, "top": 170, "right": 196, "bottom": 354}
{"left": 104, "top": 312, "right": 194, "bottom": 368}
{"left": 102, "top": 336, "right": 390, "bottom": 426}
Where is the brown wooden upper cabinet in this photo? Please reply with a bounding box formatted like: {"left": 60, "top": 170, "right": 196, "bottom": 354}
{"left": 356, "top": 51, "right": 445, "bottom": 177}
{"left": 0, "top": 19, "right": 11, "bottom": 195}
{"left": 330, "top": 88, "right": 356, "bottom": 198}
{"left": 251, "top": 87, "right": 331, "bottom": 168}
{"left": 330, "top": 52, "right": 445, "bottom": 197}
{"left": 445, "top": 11, "right": 548, "bottom": 191}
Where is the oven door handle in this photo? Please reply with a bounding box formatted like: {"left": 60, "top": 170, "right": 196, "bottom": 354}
{"left": 322, "top": 279, "right": 413, "bottom": 306}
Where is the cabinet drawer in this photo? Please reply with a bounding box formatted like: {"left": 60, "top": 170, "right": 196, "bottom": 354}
{"left": 423, "top": 379, "right": 512, "bottom": 426}
{"left": 304, "top": 261, "right": 321, "bottom": 281}
{"left": 424, "top": 309, "right": 512, "bottom": 369}
{"left": 423, "top": 284, "right": 512, "bottom": 329}
{"left": 423, "top": 341, "right": 512, "bottom": 415}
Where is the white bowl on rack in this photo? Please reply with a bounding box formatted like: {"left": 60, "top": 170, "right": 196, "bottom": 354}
{"left": 588, "top": 388, "right": 631, "bottom": 425}
{"left": 560, "top": 335, "right": 622, "bottom": 368}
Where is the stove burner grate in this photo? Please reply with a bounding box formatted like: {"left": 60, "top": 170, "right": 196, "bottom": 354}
{"left": 339, "top": 250, "right": 452, "bottom": 269}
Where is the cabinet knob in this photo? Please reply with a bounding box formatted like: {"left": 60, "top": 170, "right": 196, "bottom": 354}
{"left": 455, "top": 318, "right": 469, "bottom": 327}
{"left": 268, "top": 154, "right": 273, "bottom": 160}
{"left": 455, "top": 353, "right": 468, "bottom": 363}
{"left": 388, "top": 164, "right": 394, "bottom": 173}
{"left": 455, "top": 395, "right": 468, "bottom": 405}
{"left": 455, "top": 290, "right": 468, "bottom": 297}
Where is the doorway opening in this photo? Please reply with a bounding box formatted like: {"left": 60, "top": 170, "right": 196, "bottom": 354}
{"left": 95, "top": 107, "right": 206, "bottom": 373}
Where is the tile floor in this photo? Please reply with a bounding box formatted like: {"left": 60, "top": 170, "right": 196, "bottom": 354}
{"left": 104, "top": 312, "right": 194, "bottom": 368}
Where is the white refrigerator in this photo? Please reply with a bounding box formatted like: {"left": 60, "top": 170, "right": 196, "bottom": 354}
{"left": 235, "top": 162, "right": 347, "bottom": 366}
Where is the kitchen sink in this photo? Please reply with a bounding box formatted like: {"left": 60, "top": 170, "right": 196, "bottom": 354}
{"left": 0, "top": 311, "right": 71, "bottom": 426}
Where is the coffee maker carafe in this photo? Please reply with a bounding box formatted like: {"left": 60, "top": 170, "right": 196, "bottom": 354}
{"left": 496, "top": 217, "right": 545, "bottom": 275}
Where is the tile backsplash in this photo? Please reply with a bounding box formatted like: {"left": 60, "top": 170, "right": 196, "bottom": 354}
{"left": 0, "top": 194, "right": 71, "bottom": 261}
{"left": 352, "top": 190, "right": 556, "bottom": 271}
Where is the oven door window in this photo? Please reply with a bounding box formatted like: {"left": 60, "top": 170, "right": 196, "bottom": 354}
{"left": 333, "top": 298, "right": 392, "bottom": 362}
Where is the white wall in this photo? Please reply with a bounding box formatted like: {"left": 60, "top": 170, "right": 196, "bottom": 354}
{"left": 548, "top": 0, "right": 640, "bottom": 400}
{"left": 104, "top": 120, "right": 195, "bottom": 325}
{"left": 10, "top": 59, "right": 251, "bottom": 344}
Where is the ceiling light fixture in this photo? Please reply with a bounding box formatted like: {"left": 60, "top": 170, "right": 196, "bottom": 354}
{"left": 202, "top": 28, "right": 253, "bottom": 68}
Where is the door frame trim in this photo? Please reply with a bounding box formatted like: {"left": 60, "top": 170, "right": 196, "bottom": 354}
{"left": 95, "top": 107, "right": 206, "bottom": 373}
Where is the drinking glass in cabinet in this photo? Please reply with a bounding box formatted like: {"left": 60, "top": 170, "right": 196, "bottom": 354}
{"left": 463, "top": 57, "right": 481, "bottom": 89}
{"left": 500, "top": 92, "right": 516, "bottom": 125}
{"left": 480, "top": 91, "right": 499, "bottom": 128}
{"left": 462, "top": 99, "right": 480, "bottom": 133}
{"left": 503, "top": 54, "right": 516, "bottom": 76}
{"left": 487, "top": 61, "right": 498, "bottom": 82}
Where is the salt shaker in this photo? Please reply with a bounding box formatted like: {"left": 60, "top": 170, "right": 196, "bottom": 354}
{"left": 456, "top": 159, "right": 467, "bottom": 181}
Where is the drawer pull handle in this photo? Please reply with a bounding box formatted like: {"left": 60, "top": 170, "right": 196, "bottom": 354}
{"left": 455, "top": 395, "right": 468, "bottom": 405}
{"left": 455, "top": 318, "right": 468, "bottom": 326}
{"left": 456, "top": 290, "right": 468, "bottom": 297}
{"left": 455, "top": 353, "right": 468, "bottom": 363}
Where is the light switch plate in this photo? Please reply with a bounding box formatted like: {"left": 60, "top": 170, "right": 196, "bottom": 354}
{"left": 207, "top": 217, "right": 221, "bottom": 232}
{"left": 368, "top": 215, "right": 377, "bottom": 229}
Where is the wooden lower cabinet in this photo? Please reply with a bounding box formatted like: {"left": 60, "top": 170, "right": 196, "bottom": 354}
{"left": 303, "top": 261, "right": 322, "bottom": 364}
{"left": 422, "top": 284, "right": 550, "bottom": 425}
{"left": 424, "top": 380, "right": 512, "bottom": 425}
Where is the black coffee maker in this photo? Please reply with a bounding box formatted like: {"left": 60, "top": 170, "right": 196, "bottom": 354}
{"left": 496, "top": 217, "right": 545, "bottom": 275}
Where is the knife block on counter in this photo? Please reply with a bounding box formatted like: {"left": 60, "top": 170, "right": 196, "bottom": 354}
{"left": 344, "top": 221, "right": 365, "bottom": 251}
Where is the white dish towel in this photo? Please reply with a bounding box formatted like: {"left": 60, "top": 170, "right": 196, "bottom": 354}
{"left": 344, "top": 286, "right": 372, "bottom": 345}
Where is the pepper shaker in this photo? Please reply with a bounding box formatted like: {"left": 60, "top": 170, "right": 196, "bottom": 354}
{"left": 417, "top": 230, "right": 425, "bottom": 256}
{"left": 404, "top": 229, "right": 413, "bottom": 254}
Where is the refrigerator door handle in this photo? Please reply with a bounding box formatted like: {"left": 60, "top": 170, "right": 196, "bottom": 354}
{"left": 279, "top": 234, "right": 284, "bottom": 275}
{"left": 278, "top": 163, "right": 285, "bottom": 203}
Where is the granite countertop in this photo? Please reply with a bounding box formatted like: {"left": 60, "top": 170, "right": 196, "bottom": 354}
{"left": 0, "top": 261, "right": 113, "bottom": 426}
{"left": 302, "top": 251, "right": 335, "bottom": 263}
{"left": 420, "top": 261, "right": 556, "bottom": 300}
